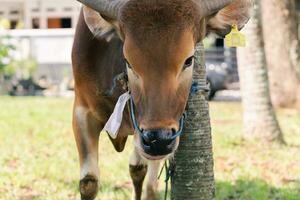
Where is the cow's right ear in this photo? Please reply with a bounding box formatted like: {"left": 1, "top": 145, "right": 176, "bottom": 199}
{"left": 206, "top": 0, "right": 253, "bottom": 37}
{"left": 83, "top": 6, "right": 123, "bottom": 41}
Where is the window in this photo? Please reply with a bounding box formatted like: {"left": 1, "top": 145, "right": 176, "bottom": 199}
{"left": 10, "top": 20, "right": 18, "bottom": 29}
{"left": 10, "top": 10, "right": 19, "bottom": 15}
{"left": 31, "top": 8, "right": 40, "bottom": 12}
{"left": 32, "top": 18, "right": 40, "bottom": 29}
{"left": 47, "top": 18, "right": 60, "bottom": 28}
{"left": 61, "top": 18, "right": 72, "bottom": 28}
{"left": 47, "top": 18, "right": 72, "bottom": 29}
{"left": 64, "top": 7, "right": 72, "bottom": 12}
{"left": 47, "top": 8, "right": 56, "bottom": 12}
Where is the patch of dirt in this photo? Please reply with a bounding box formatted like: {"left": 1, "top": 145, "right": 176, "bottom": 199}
{"left": 19, "top": 186, "right": 39, "bottom": 200}
{"left": 113, "top": 180, "right": 132, "bottom": 190}
{"left": 5, "top": 157, "right": 20, "bottom": 170}
{"left": 216, "top": 142, "right": 300, "bottom": 187}
{"left": 215, "top": 156, "right": 238, "bottom": 173}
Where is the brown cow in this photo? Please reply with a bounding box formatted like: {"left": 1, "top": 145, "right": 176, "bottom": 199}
{"left": 72, "top": 0, "right": 252, "bottom": 199}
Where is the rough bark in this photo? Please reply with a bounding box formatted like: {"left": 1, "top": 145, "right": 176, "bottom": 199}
{"left": 261, "top": 0, "right": 300, "bottom": 107}
{"left": 237, "top": 0, "right": 285, "bottom": 143}
{"left": 171, "top": 43, "right": 215, "bottom": 199}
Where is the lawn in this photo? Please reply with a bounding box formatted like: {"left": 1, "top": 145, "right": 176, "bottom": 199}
{"left": 0, "top": 97, "right": 299, "bottom": 200}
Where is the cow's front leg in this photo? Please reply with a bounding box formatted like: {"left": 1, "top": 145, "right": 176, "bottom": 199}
{"left": 130, "top": 148, "right": 147, "bottom": 200}
{"left": 73, "top": 105, "right": 102, "bottom": 200}
{"left": 143, "top": 161, "right": 161, "bottom": 200}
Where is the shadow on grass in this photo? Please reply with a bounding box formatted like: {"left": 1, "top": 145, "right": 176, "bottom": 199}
{"left": 64, "top": 178, "right": 300, "bottom": 200}
{"left": 157, "top": 179, "right": 300, "bottom": 200}
{"left": 216, "top": 179, "right": 300, "bottom": 200}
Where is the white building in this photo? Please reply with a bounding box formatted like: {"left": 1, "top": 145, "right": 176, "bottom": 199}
{"left": 0, "top": 0, "right": 81, "bottom": 29}
{"left": 0, "top": 0, "right": 83, "bottom": 88}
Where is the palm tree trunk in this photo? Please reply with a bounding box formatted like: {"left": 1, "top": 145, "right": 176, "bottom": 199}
{"left": 237, "top": 0, "right": 285, "bottom": 143}
{"left": 171, "top": 43, "right": 215, "bottom": 199}
{"left": 261, "top": 0, "right": 300, "bottom": 107}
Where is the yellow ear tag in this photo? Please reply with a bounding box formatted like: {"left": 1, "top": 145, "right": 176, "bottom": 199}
{"left": 225, "top": 24, "right": 246, "bottom": 47}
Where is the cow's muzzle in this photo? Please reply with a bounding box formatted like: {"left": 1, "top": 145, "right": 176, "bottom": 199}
{"left": 129, "top": 96, "right": 186, "bottom": 157}
{"left": 140, "top": 129, "right": 177, "bottom": 156}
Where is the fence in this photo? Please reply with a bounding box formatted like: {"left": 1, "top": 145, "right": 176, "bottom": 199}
{"left": 0, "top": 28, "right": 75, "bottom": 84}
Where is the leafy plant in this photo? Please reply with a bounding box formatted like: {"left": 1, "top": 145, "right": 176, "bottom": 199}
{"left": 0, "top": 19, "right": 37, "bottom": 79}
{"left": 0, "top": 19, "right": 16, "bottom": 78}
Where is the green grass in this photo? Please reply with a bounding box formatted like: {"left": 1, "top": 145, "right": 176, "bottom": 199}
{"left": 0, "top": 97, "right": 299, "bottom": 200}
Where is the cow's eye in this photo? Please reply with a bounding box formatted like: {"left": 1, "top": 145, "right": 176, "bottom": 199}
{"left": 125, "top": 59, "right": 140, "bottom": 79}
{"left": 183, "top": 56, "right": 194, "bottom": 70}
{"left": 125, "top": 59, "right": 131, "bottom": 69}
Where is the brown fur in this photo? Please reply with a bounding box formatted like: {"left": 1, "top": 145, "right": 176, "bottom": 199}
{"left": 72, "top": 1, "right": 252, "bottom": 199}
{"left": 123, "top": 29, "right": 195, "bottom": 130}
{"left": 129, "top": 165, "right": 148, "bottom": 200}
{"left": 119, "top": 0, "right": 203, "bottom": 42}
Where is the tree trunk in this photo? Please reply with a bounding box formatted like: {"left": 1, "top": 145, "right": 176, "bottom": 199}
{"left": 261, "top": 0, "right": 300, "bottom": 107}
{"left": 237, "top": 0, "right": 285, "bottom": 143}
{"left": 297, "top": 0, "right": 300, "bottom": 28}
{"left": 171, "top": 43, "right": 215, "bottom": 199}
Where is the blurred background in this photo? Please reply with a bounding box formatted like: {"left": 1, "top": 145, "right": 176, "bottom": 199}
{"left": 0, "top": 0, "right": 299, "bottom": 199}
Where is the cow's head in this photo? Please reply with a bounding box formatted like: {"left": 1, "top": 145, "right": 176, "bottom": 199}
{"left": 79, "top": 0, "right": 252, "bottom": 160}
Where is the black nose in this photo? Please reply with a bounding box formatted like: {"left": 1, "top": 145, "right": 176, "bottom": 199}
{"left": 140, "top": 129, "right": 177, "bottom": 156}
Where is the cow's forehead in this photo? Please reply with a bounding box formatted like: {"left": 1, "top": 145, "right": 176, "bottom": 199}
{"left": 124, "top": 26, "right": 192, "bottom": 50}
{"left": 123, "top": 29, "right": 195, "bottom": 73}
{"left": 119, "top": 0, "right": 201, "bottom": 39}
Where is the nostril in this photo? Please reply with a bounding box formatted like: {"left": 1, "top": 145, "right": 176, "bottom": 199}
{"left": 141, "top": 130, "right": 156, "bottom": 146}
{"left": 171, "top": 128, "right": 176, "bottom": 135}
{"left": 140, "top": 129, "right": 178, "bottom": 156}
{"left": 141, "top": 129, "right": 176, "bottom": 148}
{"left": 142, "top": 137, "right": 150, "bottom": 147}
{"left": 166, "top": 139, "right": 173, "bottom": 146}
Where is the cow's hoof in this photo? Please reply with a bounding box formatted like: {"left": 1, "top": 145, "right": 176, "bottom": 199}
{"left": 80, "top": 175, "right": 98, "bottom": 200}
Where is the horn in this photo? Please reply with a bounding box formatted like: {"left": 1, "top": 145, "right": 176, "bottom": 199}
{"left": 77, "top": 0, "right": 127, "bottom": 19}
{"left": 199, "top": 0, "right": 233, "bottom": 16}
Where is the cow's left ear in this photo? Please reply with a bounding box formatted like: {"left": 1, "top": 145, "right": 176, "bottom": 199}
{"left": 83, "top": 6, "right": 123, "bottom": 41}
{"left": 206, "top": 0, "right": 253, "bottom": 37}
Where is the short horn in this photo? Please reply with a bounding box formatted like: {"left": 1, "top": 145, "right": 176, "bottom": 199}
{"left": 200, "top": 0, "right": 233, "bottom": 16}
{"left": 77, "top": 0, "right": 127, "bottom": 19}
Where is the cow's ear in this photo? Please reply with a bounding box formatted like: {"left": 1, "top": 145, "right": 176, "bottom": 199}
{"left": 206, "top": 0, "right": 253, "bottom": 37}
{"left": 83, "top": 6, "right": 123, "bottom": 41}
